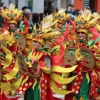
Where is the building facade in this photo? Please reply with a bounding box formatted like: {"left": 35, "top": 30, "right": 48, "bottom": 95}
{"left": 74, "top": 0, "right": 100, "bottom": 13}
{"left": 1, "top": 0, "right": 63, "bottom": 13}
{"left": 1, "top": 0, "right": 100, "bottom": 13}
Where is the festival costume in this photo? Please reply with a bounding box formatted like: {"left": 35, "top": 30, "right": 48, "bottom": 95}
{"left": 23, "top": 9, "right": 77, "bottom": 100}
{"left": 0, "top": 5, "right": 83, "bottom": 100}
{"left": 64, "top": 10, "right": 100, "bottom": 100}
{"left": 0, "top": 3, "right": 33, "bottom": 100}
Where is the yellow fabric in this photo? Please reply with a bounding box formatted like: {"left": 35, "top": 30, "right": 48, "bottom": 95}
{"left": 0, "top": 76, "right": 23, "bottom": 91}
{"left": 21, "top": 75, "right": 29, "bottom": 86}
{"left": 75, "top": 48, "right": 83, "bottom": 61}
{"left": 73, "top": 96, "right": 77, "bottom": 100}
{"left": 43, "top": 32, "right": 58, "bottom": 39}
{"left": 42, "top": 67, "right": 51, "bottom": 74}
{"left": 50, "top": 73, "right": 77, "bottom": 84}
{"left": 62, "top": 73, "right": 69, "bottom": 78}
{"left": 50, "top": 80, "right": 72, "bottom": 95}
{"left": 1, "top": 4, "right": 23, "bottom": 24}
{"left": 9, "top": 20, "right": 17, "bottom": 24}
{"left": 32, "top": 79, "right": 37, "bottom": 90}
{"left": 5, "top": 32, "right": 15, "bottom": 46}
{"left": 51, "top": 45, "right": 60, "bottom": 55}
{"left": 1, "top": 45, "right": 12, "bottom": 69}
{"left": 26, "top": 61, "right": 32, "bottom": 68}
{"left": 28, "top": 51, "right": 43, "bottom": 62}
{"left": 86, "top": 73, "right": 90, "bottom": 83}
{"left": 33, "top": 38, "right": 45, "bottom": 46}
{"left": 3, "top": 58, "right": 19, "bottom": 80}
{"left": 77, "top": 29, "right": 88, "bottom": 34}
{"left": 52, "top": 65, "right": 77, "bottom": 73}
{"left": 79, "top": 96, "right": 84, "bottom": 100}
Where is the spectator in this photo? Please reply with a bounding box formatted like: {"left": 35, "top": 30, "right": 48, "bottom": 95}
{"left": 23, "top": 9, "right": 31, "bottom": 20}
{"left": 73, "top": 9, "right": 81, "bottom": 16}
{"left": 22, "top": 6, "right": 29, "bottom": 12}
{"left": 21, "top": 6, "right": 33, "bottom": 33}
{"left": 44, "top": 6, "right": 47, "bottom": 15}
{"left": 0, "top": 2, "right": 4, "bottom": 28}
{"left": 32, "top": 13, "right": 40, "bottom": 29}
{"left": 40, "top": 13, "right": 44, "bottom": 21}
{"left": 47, "top": 1, "right": 54, "bottom": 15}
{"left": 67, "top": 4, "right": 75, "bottom": 20}
{"left": 56, "top": 7, "right": 60, "bottom": 12}
{"left": 91, "top": 9, "right": 97, "bottom": 14}
{"left": 68, "top": 4, "right": 74, "bottom": 15}
{"left": 85, "top": 6, "right": 90, "bottom": 10}
{"left": 3, "top": 6, "right": 7, "bottom": 10}
{"left": 28, "top": 14, "right": 34, "bottom": 32}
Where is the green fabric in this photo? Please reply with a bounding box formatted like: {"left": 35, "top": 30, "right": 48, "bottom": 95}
{"left": 24, "top": 82, "right": 40, "bottom": 100}
{"left": 61, "top": 27, "right": 66, "bottom": 33}
{"left": 98, "top": 88, "right": 100, "bottom": 95}
{"left": 72, "top": 73, "right": 90, "bottom": 100}
{"left": 78, "top": 74, "right": 90, "bottom": 100}
{"left": 88, "top": 37, "right": 100, "bottom": 46}
{"left": 15, "top": 73, "right": 18, "bottom": 78}
{"left": 19, "top": 24, "right": 25, "bottom": 30}
{"left": 26, "top": 50, "right": 32, "bottom": 62}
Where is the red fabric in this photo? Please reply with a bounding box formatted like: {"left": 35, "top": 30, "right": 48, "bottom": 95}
{"left": 23, "top": 17, "right": 29, "bottom": 34}
{"left": 89, "top": 72, "right": 98, "bottom": 98}
{"left": 4, "top": 20, "right": 9, "bottom": 30}
{"left": 64, "top": 26, "right": 69, "bottom": 41}
{"left": 41, "top": 74, "right": 54, "bottom": 100}
{"left": 24, "top": 17, "right": 29, "bottom": 28}
{"left": 17, "top": 76, "right": 35, "bottom": 94}
{"left": 0, "top": 93, "right": 20, "bottom": 100}
{"left": 90, "top": 28, "right": 99, "bottom": 40}
{"left": 54, "top": 97, "right": 63, "bottom": 100}
{"left": 64, "top": 85, "right": 73, "bottom": 100}
{"left": 64, "top": 21, "right": 75, "bottom": 42}
{"left": 51, "top": 41, "right": 65, "bottom": 66}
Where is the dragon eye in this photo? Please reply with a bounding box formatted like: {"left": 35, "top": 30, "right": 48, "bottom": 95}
{"left": 15, "top": 34, "right": 20, "bottom": 39}
{"left": 69, "top": 50, "right": 75, "bottom": 55}
{"left": 84, "top": 53, "right": 89, "bottom": 58}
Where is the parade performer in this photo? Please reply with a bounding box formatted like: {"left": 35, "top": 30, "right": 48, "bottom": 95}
{"left": 64, "top": 9, "right": 100, "bottom": 100}
{"left": 23, "top": 9, "right": 77, "bottom": 100}
{"left": 0, "top": 3, "right": 33, "bottom": 99}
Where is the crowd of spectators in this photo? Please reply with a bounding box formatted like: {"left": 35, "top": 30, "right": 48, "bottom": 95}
{"left": 0, "top": 1, "right": 98, "bottom": 32}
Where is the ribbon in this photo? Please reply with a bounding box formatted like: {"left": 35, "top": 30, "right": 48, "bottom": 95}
{"left": 86, "top": 72, "right": 90, "bottom": 83}
{"left": 90, "top": 28, "right": 99, "bottom": 40}
{"left": 32, "top": 79, "right": 37, "bottom": 90}
{"left": 64, "top": 26, "right": 69, "bottom": 41}
{"left": 3, "top": 58, "right": 19, "bottom": 80}
{"left": 0, "top": 76, "right": 23, "bottom": 91}
{"left": 51, "top": 41, "right": 65, "bottom": 65}
{"left": 50, "top": 80, "right": 72, "bottom": 95}
{"left": 4, "top": 19, "right": 9, "bottom": 30}
{"left": 1, "top": 45, "right": 12, "bottom": 69}
{"left": 88, "top": 37, "right": 100, "bottom": 46}
{"left": 50, "top": 73, "right": 77, "bottom": 84}
{"left": 24, "top": 17, "right": 29, "bottom": 28}
{"left": 21, "top": 75, "right": 29, "bottom": 86}
{"left": 52, "top": 65, "right": 77, "bottom": 73}
{"left": 64, "top": 21, "right": 75, "bottom": 41}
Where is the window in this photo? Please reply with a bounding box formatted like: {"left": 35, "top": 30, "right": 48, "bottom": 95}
{"left": 9, "top": 0, "right": 18, "bottom": 8}
{"left": 28, "top": 0, "right": 33, "bottom": 12}
{"left": 25, "top": 0, "right": 33, "bottom": 11}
